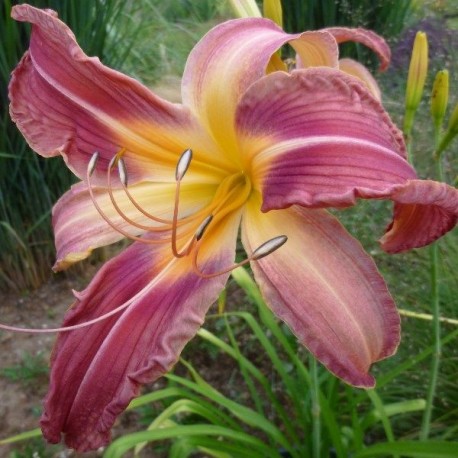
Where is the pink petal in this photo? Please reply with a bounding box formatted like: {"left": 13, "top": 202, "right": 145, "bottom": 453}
{"left": 9, "top": 5, "right": 228, "bottom": 185}
{"left": 242, "top": 198, "right": 400, "bottom": 387}
{"left": 182, "top": 18, "right": 338, "bottom": 150}
{"left": 41, "top": 212, "right": 240, "bottom": 451}
{"left": 235, "top": 67, "right": 412, "bottom": 210}
{"left": 339, "top": 58, "right": 382, "bottom": 100}
{"left": 380, "top": 179, "right": 458, "bottom": 253}
{"left": 52, "top": 181, "right": 216, "bottom": 270}
{"left": 324, "top": 27, "right": 391, "bottom": 71}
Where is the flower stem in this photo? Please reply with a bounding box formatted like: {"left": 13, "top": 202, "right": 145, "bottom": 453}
{"left": 310, "top": 355, "right": 321, "bottom": 458}
{"left": 420, "top": 128, "right": 443, "bottom": 440}
{"left": 405, "top": 131, "right": 414, "bottom": 168}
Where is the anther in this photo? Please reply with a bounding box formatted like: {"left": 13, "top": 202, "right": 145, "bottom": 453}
{"left": 108, "top": 155, "right": 117, "bottom": 170}
{"left": 88, "top": 151, "right": 99, "bottom": 176}
{"left": 251, "top": 235, "right": 288, "bottom": 260}
{"left": 192, "top": 235, "right": 288, "bottom": 279}
{"left": 118, "top": 158, "right": 128, "bottom": 187}
{"left": 175, "top": 148, "right": 193, "bottom": 181}
{"left": 195, "top": 215, "right": 213, "bottom": 241}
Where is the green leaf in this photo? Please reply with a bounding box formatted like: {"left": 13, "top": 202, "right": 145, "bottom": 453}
{"left": 361, "top": 399, "right": 426, "bottom": 430}
{"left": 0, "top": 428, "right": 42, "bottom": 445}
{"left": 166, "top": 370, "right": 290, "bottom": 451}
{"left": 354, "top": 440, "right": 458, "bottom": 457}
{"left": 103, "top": 425, "right": 280, "bottom": 458}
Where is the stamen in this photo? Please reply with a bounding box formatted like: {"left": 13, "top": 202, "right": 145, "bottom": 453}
{"left": 171, "top": 149, "right": 193, "bottom": 258}
{"left": 86, "top": 149, "right": 203, "bottom": 250}
{"left": 106, "top": 155, "right": 171, "bottom": 232}
{"left": 86, "top": 157, "right": 166, "bottom": 245}
{"left": 192, "top": 235, "right": 288, "bottom": 279}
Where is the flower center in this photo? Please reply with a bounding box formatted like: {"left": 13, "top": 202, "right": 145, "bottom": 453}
{"left": 86, "top": 148, "right": 286, "bottom": 278}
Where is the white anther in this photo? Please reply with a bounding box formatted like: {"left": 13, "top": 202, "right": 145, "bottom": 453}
{"left": 175, "top": 148, "right": 193, "bottom": 181}
{"left": 118, "top": 158, "right": 128, "bottom": 187}
{"left": 195, "top": 215, "right": 214, "bottom": 241}
{"left": 251, "top": 235, "right": 288, "bottom": 261}
{"left": 108, "top": 155, "right": 117, "bottom": 170}
{"left": 88, "top": 152, "right": 99, "bottom": 176}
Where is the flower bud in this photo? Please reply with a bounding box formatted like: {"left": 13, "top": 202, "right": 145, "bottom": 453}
{"left": 431, "top": 70, "right": 449, "bottom": 129}
{"left": 263, "top": 0, "right": 283, "bottom": 27}
{"left": 404, "top": 31, "right": 428, "bottom": 134}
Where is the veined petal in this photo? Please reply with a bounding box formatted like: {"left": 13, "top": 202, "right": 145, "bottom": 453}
{"left": 182, "top": 18, "right": 338, "bottom": 156}
{"left": 380, "top": 180, "right": 458, "bottom": 253}
{"left": 52, "top": 181, "right": 217, "bottom": 270}
{"left": 235, "top": 68, "right": 411, "bottom": 209}
{"left": 9, "top": 5, "right": 229, "bottom": 185}
{"left": 242, "top": 196, "right": 400, "bottom": 387}
{"left": 339, "top": 58, "right": 381, "bottom": 100}
{"left": 324, "top": 27, "right": 391, "bottom": 71}
{"left": 289, "top": 31, "right": 338, "bottom": 69}
{"left": 41, "top": 211, "right": 240, "bottom": 451}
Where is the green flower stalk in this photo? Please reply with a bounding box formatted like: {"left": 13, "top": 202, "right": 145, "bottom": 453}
{"left": 404, "top": 31, "right": 428, "bottom": 139}
{"left": 436, "top": 103, "right": 458, "bottom": 159}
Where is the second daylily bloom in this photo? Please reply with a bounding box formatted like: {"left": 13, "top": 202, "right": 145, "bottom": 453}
{"left": 9, "top": 4, "right": 458, "bottom": 452}
{"left": 229, "top": 0, "right": 387, "bottom": 100}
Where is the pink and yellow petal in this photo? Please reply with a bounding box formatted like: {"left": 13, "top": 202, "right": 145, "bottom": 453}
{"left": 52, "top": 181, "right": 217, "bottom": 270}
{"left": 380, "top": 180, "right": 458, "bottom": 253}
{"left": 41, "top": 211, "right": 240, "bottom": 451}
{"left": 289, "top": 31, "right": 338, "bottom": 69}
{"left": 339, "top": 58, "right": 382, "bottom": 100}
{"left": 9, "top": 5, "right": 228, "bottom": 185}
{"left": 242, "top": 196, "right": 400, "bottom": 387}
{"left": 324, "top": 27, "right": 391, "bottom": 71}
{"left": 235, "top": 68, "right": 411, "bottom": 208}
{"left": 182, "top": 18, "right": 338, "bottom": 155}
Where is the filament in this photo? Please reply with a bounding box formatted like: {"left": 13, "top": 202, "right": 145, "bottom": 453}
{"left": 0, "top": 272, "right": 162, "bottom": 334}
{"left": 86, "top": 162, "right": 166, "bottom": 245}
{"left": 106, "top": 157, "right": 171, "bottom": 233}
{"left": 86, "top": 150, "right": 199, "bottom": 247}
{"left": 117, "top": 156, "right": 174, "bottom": 226}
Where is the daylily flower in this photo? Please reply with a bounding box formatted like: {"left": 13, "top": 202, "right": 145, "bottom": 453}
{"left": 9, "top": 4, "right": 458, "bottom": 452}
